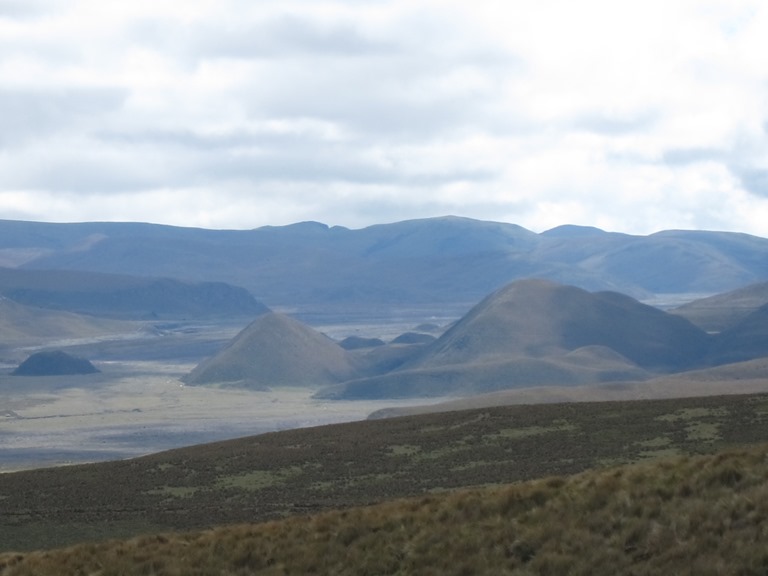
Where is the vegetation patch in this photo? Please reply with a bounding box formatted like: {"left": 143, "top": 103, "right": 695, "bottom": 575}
{"left": 215, "top": 466, "right": 304, "bottom": 491}
{"left": 656, "top": 406, "right": 728, "bottom": 422}
{"left": 493, "top": 419, "right": 576, "bottom": 439}
{"left": 685, "top": 421, "right": 721, "bottom": 442}
{"left": 144, "top": 486, "right": 199, "bottom": 499}
{"left": 388, "top": 444, "right": 422, "bottom": 457}
{"left": 636, "top": 435, "right": 672, "bottom": 448}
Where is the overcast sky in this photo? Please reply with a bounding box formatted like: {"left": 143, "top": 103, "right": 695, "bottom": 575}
{"left": 1, "top": 0, "right": 767, "bottom": 235}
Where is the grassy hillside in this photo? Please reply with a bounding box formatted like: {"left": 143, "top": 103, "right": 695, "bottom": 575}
{"left": 2, "top": 443, "right": 768, "bottom": 575}
{"left": 3, "top": 393, "right": 768, "bottom": 552}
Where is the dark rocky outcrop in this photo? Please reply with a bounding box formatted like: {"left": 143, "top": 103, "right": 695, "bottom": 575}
{"left": 12, "top": 350, "right": 100, "bottom": 376}
{"left": 338, "top": 336, "right": 385, "bottom": 350}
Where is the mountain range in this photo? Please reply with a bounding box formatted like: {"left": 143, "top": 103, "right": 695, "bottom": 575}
{"left": 2, "top": 216, "right": 767, "bottom": 315}
{"left": 2, "top": 216, "right": 767, "bottom": 401}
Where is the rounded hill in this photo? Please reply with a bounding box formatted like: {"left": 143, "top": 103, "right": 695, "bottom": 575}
{"left": 415, "top": 279, "right": 708, "bottom": 372}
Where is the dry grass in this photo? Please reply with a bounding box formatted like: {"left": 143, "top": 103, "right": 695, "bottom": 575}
{"left": 2, "top": 443, "right": 768, "bottom": 575}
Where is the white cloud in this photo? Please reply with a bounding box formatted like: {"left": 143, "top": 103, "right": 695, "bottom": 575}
{"left": 0, "top": 0, "right": 767, "bottom": 236}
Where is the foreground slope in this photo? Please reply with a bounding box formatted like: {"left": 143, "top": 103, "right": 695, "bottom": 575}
{"left": 2, "top": 443, "right": 768, "bottom": 575}
{"left": 3, "top": 392, "right": 768, "bottom": 552}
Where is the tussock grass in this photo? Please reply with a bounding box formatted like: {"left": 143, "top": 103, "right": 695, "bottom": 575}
{"left": 2, "top": 443, "right": 768, "bottom": 575}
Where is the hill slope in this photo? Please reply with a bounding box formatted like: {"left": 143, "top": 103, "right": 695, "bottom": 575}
{"left": 708, "top": 304, "right": 768, "bottom": 365}
{"left": 671, "top": 280, "right": 768, "bottom": 332}
{"left": 2, "top": 441, "right": 768, "bottom": 575}
{"left": 418, "top": 279, "right": 708, "bottom": 370}
{"left": 0, "top": 296, "right": 136, "bottom": 347}
{"left": 182, "top": 312, "right": 354, "bottom": 387}
{"left": 2, "top": 392, "right": 768, "bottom": 553}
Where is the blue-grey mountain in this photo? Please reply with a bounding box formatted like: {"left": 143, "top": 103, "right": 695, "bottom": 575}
{"left": 3, "top": 217, "right": 767, "bottom": 316}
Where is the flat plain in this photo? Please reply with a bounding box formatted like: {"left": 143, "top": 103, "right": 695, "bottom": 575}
{"left": 0, "top": 317, "right": 451, "bottom": 472}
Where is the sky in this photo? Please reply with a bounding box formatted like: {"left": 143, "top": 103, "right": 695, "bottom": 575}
{"left": 1, "top": 0, "right": 767, "bottom": 236}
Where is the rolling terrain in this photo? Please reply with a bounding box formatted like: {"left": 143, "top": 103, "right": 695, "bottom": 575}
{"left": 2, "top": 392, "right": 768, "bottom": 553}
{"left": 181, "top": 278, "right": 766, "bottom": 399}
{"left": 1, "top": 217, "right": 767, "bottom": 572}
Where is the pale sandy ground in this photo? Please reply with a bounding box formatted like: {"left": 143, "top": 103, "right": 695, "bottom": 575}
{"left": 0, "top": 360, "right": 450, "bottom": 472}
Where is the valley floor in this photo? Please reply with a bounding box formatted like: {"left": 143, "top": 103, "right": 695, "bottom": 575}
{"left": 0, "top": 359, "right": 448, "bottom": 472}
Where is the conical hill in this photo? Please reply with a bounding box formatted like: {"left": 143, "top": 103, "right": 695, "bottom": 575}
{"left": 182, "top": 312, "right": 354, "bottom": 388}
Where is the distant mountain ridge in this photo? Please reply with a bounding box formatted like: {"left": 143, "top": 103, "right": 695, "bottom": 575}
{"left": 0, "top": 267, "right": 268, "bottom": 319}
{"left": 2, "top": 217, "right": 766, "bottom": 312}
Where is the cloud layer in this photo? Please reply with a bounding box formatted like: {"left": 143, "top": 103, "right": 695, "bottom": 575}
{"left": 1, "top": 0, "right": 767, "bottom": 235}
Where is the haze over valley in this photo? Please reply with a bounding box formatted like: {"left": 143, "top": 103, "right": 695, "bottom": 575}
{"left": 1, "top": 216, "right": 768, "bottom": 472}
